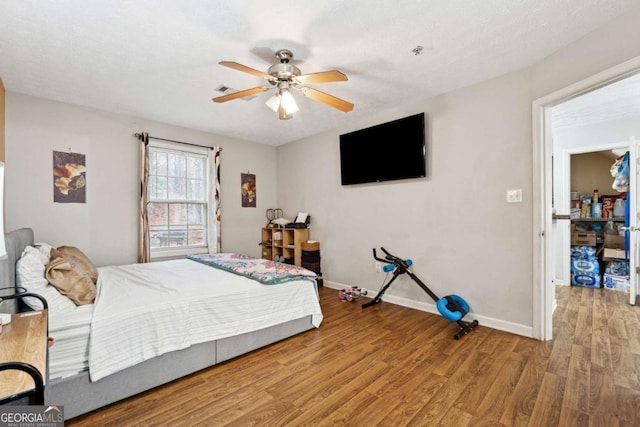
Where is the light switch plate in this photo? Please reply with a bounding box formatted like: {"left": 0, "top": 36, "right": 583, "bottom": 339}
{"left": 507, "top": 189, "right": 523, "bottom": 203}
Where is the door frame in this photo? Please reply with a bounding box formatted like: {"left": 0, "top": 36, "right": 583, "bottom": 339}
{"left": 628, "top": 137, "right": 638, "bottom": 305}
{"left": 532, "top": 56, "right": 640, "bottom": 340}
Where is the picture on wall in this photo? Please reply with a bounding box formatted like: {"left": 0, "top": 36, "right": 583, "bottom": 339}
{"left": 53, "top": 150, "right": 86, "bottom": 203}
{"left": 241, "top": 172, "right": 256, "bottom": 208}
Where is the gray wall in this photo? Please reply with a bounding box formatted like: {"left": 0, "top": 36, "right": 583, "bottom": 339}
{"left": 277, "top": 69, "right": 533, "bottom": 332}
{"left": 276, "top": 7, "right": 640, "bottom": 335}
{"left": 5, "top": 93, "right": 276, "bottom": 266}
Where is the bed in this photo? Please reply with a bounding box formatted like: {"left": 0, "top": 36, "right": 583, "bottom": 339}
{"left": 2, "top": 228, "right": 322, "bottom": 420}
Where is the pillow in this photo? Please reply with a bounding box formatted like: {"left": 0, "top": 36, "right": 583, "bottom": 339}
{"left": 16, "top": 246, "right": 76, "bottom": 312}
{"left": 51, "top": 246, "right": 98, "bottom": 284}
{"left": 34, "top": 242, "right": 54, "bottom": 262}
{"left": 45, "top": 255, "right": 97, "bottom": 306}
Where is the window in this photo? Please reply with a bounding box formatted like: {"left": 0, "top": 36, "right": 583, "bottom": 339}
{"left": 148, "top": 144, "right": 209, "bottom": 258}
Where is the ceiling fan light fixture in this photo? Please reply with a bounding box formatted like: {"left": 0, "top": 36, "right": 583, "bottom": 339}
{"left": 265, "top": 93, "right": 281, "bottom": 112}
{"left": 280, "top": 89, "right": 298, "bottom": 114}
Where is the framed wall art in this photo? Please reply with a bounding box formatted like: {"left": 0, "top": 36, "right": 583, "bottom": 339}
{"left": 53, "top": 150, "right": 86, "bottom": 203}
{"left": 241, "top": 172, "right": 256, "bottom": 208}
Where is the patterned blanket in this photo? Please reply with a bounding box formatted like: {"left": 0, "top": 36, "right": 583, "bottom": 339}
{"left": 187, "top": 253, "right": 317, "bottom": 285}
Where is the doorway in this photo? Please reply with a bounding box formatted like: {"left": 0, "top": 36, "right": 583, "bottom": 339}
{"left": 554, "top": 148, "right": 630, "bottom": 289}
{"left": 533, "top": 58, "right": 640, "bottom": 340}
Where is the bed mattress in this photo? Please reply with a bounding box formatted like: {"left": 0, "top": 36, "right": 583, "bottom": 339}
{"left": 90, "top": 258, "right": 321, "bottom": 381}
{"left": 48, "top": 305, "right": 93, "bottom": 380}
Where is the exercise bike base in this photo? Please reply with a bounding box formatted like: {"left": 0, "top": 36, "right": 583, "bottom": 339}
{"left": 364, "top": 298, "right": 479, "bottom": 339}
{"left": 362, "top": 299, "right": 382, "bottom": 309}
{"left": 454, "top": 319, "right": 479, "bottom": 340}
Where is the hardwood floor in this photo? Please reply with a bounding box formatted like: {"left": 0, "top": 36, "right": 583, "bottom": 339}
{"left": 67, "top": 285, "right": 640, "bottom": 426}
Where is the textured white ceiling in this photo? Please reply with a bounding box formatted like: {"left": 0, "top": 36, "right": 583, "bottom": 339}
{"left": 1, "top": 0, "right": 639, "bottom": 146}
{"left": 552, "top": 72, "right": 640, "bottom": 131}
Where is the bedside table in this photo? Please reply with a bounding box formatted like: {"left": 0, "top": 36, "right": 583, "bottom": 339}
{"left": 0, "top": 309, "right": 48, "bottom": 405}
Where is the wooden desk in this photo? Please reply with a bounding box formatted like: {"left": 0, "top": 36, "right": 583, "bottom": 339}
{"left": 0, "top": 310, "right": 48, "bottom": 403}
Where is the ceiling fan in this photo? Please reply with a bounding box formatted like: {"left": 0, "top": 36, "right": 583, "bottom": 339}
{"left": 212, "top": 49, "right": 354, "bottom": 120}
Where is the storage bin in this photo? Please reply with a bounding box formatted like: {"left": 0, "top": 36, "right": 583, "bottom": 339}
{"left": 300, "top": 242, "right": 322, "bottom": 286}
{"left": 301, "top": 241, "right": 320, "bottom": 251}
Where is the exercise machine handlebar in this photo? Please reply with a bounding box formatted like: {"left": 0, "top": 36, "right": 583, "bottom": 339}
{"left": 373, "top": 247, "right": 413, "bottom": 271}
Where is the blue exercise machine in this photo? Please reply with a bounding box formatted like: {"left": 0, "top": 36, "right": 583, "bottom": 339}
{"left": 364, "top": 247, "right": 479, "bottom": 339}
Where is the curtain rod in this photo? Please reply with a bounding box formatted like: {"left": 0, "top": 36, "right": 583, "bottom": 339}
{"left": 134, "top": 133, "right": 222, "bottom": 151}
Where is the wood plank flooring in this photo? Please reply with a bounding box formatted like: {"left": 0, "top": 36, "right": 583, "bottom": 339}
{"left": 67, "top": 285, "right": 640, "bottom": 426}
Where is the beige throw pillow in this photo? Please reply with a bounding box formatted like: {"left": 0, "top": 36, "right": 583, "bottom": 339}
{"left": 45, "top": 248, "right": 97, "bottom": 306}
{"left": 51, "top": 246, "right": 98, "bottom": 284}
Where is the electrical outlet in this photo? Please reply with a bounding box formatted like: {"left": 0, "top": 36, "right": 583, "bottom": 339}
{"left": 375, "top": 262, "right": 381, "bottom": 272}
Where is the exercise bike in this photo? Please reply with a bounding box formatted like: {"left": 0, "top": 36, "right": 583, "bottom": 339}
{"left": 364, "top": 247, "right": 479, "bottom": 340}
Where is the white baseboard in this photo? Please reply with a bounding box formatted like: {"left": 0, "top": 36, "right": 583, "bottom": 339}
{"left": 324, "top": 280, "right": 534, "bottom": 339}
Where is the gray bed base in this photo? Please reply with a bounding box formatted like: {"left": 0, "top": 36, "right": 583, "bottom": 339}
{"left": 3, "top": 228, "right": 314, "bottom": 420}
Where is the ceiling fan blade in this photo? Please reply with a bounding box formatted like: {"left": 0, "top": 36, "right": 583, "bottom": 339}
{"left": 212, "top": 86, "right": 269, "bottom": 103}
{"left": 219, "top": 61, "right": 274, "bottom": 80}
{"left": 295, "top": 70, "right": 348, "bottom": 85}
{"left": 299, "top": 87, "right": 354, "bottom": 112}
{"left": 278, "top": 106, "right": 293, "bottom": 120}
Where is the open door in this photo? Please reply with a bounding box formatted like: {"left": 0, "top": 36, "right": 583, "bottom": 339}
{"left": 628, "top": 137, "right": 638, "bottom": 305}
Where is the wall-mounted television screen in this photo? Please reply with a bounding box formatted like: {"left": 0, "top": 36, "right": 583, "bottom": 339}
{"left": 339, "top": 112, "right": 426, "bottom": 185}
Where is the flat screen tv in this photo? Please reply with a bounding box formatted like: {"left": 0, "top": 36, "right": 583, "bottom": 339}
{"left": 339, "top": 112, "right": 426, "bottom": 185}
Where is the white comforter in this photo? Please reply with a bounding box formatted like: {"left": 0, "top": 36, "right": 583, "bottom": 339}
{"left": 88, "top": 258, "right": 322, "bottom": 381}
